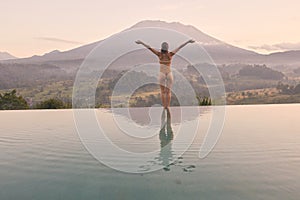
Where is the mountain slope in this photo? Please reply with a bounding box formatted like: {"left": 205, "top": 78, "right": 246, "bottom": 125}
{"left": 263, "top": 50, "right": 300, "bottom": 65}
{"left": 0, "top": 52, "right": 17, "bottom": 60}
{"left": 130, "top": 20, "right": 264, "bottom": 63}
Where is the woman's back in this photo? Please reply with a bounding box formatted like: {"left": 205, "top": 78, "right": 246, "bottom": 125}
{"left": 159, "top": 52, "right": 173, "bottom": 65}
{"left": 159, "top": 52, "right": 173, "bottom": 74}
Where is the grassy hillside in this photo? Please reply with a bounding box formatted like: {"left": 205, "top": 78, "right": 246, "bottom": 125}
{"left": 1, "top": 63, "right": 299, "bottom": 108}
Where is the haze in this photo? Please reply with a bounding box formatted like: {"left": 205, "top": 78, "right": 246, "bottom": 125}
{"left": 1, "top": 0, "right": 300, "bottom": 57}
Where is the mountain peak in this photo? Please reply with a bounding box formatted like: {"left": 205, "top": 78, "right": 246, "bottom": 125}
{"left": 129, "top": 20, "right": 222, "bottom": 45}
{"left": 131, "top": 20, "right": 188, "bottom": 28}
{"left": 0, "top": 51, "right": 17, "bottom": 60}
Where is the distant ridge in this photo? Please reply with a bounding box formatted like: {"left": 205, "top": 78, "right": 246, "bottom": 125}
{"left": 0, "top": 52, "right": 17, "bottom": 60}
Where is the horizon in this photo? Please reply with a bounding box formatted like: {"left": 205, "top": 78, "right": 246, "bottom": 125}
{"left": 1, "top": 0, "right": 300, "bottom": 58}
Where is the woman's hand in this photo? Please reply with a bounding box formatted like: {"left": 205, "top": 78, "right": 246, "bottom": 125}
{"left": 135, "top": 40, "right": 152, "bottom": 50}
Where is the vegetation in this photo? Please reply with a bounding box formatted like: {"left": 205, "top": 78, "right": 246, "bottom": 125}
{"left": 129, "top": 92, "right": 180, "bottom": 107}
{"left": 196, "top": 96, "right": 212, "bottom": 106}
{"left": 293, "top": 67, "right": 300, "bottom": 75}
{"left": 0, "top": 80, "right": 73, "bottom": 106}
{"left": 0, "top": 62, "right": 299, "bottom": 109}
{"left": 276, "top": 82, "right": 300, "bottom": 95}
{"left": 0, "top": 90, "right": 29, "bottom": 110}
{"left": 227, "top": 86, "right": 300, "bottom": 105}
{"left": 0, "top": 63, "right": 70, "bottom": 89}
{"left": 0, "top": 88, "right": 72, "bottom": 110}
{"left": 35, "top": 98, "right": 71, "bottom": 109}
{"left": 238, "top": 64, "right": 285, "bottom": 80}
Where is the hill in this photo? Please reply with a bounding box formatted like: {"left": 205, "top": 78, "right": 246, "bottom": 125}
{"left": 0, "top": 52, "right": 17, "bottom": 60}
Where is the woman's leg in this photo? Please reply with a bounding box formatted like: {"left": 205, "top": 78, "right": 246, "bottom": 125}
{"left": 165, "top": 87, "right": 171, "bottom": 108}
{"left": 159, "top": 73, "right": 168, "bottom": 108}
{"left": 160, "top": 85, "right": 167, "bottom": 108}
{"left": 165, "top": 73, "right": 174, "bottom": 108}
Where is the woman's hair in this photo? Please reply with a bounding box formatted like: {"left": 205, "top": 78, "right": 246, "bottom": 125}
{"left": 161, "top": 42, "right": 169, "bottom": 53}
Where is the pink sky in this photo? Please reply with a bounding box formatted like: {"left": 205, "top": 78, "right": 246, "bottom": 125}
{"left": 1, "top": 0, "right": 300, "bottom": 58}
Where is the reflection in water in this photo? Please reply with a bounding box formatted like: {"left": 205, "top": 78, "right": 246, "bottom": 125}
{"left": 157, "top": 108, "right": 196, "bottom": 172}
{"left": 138, "top": 108, "right": 196, "bottom": 172}
{"left": 158, "top": 108, "right": 174, "bottom": 171}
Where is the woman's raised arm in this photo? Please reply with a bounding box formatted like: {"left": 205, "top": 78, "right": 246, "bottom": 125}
{"left": 135, "top": 40, "right": 160, "bottom": 56}
{"left": 171, "top": 39, "right": 195, "bottom": 55}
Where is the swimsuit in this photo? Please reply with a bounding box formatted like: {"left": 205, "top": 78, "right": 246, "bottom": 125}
{"left": 147, "top": 47, "right": 174, "bottom": 89}
{"left": 158, "top": 52, "right": 174, "bottom": 89}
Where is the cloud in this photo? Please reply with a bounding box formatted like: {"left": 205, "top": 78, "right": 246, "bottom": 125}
{"left": 248, "top": 44, "right": 280, "bottom": 51}
{"left": 35, "top": 37, "right": 82, "bottom": 45}
{"left": 249, "top": 42, "right": 300, "bottom": 51}
{"left": 274, "top": 42, "right": 300, "bottom": 50}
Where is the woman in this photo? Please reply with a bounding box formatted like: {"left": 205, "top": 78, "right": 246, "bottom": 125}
{"left": 135, "top": 39, "right": 194, "bottom": 108}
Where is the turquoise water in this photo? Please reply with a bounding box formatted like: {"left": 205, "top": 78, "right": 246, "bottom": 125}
{"left": 0, "top": 105, "right": 300, "bottom": 200}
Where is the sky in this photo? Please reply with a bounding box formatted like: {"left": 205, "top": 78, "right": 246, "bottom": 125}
{"left": 1, "top": 0, "right": 300, "bottom": 58}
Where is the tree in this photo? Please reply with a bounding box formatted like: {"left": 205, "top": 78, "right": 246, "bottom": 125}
{"left": 35, "top": 98, "right": 66, "bottom": 109}
{"left": 238, "top": 64, "right": 284, "bottom": 80}
{"left": 196, "top": 96, "right": 212, "bottom": 106}
{"left": 0, "top": 90, "right": 29, "bottom": 110}
{"left": 293, "top": 84, "right": 300, "bottom": 94}
{"left": 276, "top": 82, "right": 300, "bottom": 95}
